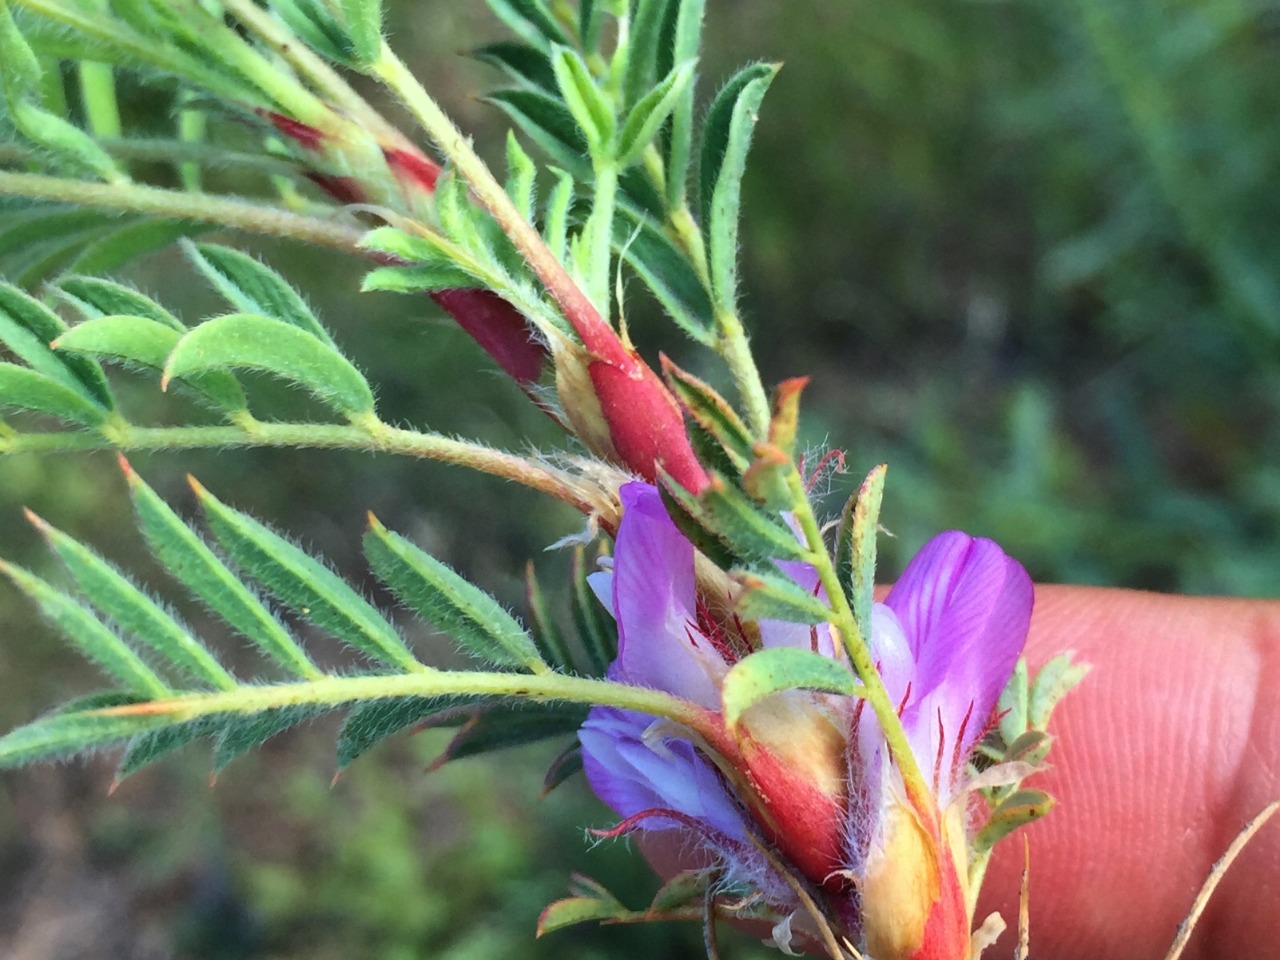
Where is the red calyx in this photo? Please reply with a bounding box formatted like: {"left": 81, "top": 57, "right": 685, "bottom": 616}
{"left": 383, "top": 145, "right": 442, "bottom": 193}
{"left": 431, "top": 289, "right": 548, "bottom": 385}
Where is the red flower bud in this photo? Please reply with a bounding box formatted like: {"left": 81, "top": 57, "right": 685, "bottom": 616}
{"left": 431, "top": 289, "right": 547, "bottom": 385}
{"left": 259, "top": 110, "right": 326, "bottom": 152}
{"left": 732, "top": 695, "right": 849, "bottom": 888}
{"left": 863, "top": 796, "right": 972, "bottom": 960}
{"left": 382, "top": 145, "right": 441, "bottom": 194}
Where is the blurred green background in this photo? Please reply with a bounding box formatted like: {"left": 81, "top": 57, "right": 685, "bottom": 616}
{"left": 2, "top": 0, "right": 1278, "bottom": 956}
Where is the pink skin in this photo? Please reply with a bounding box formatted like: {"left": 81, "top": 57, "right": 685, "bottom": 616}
{"left": 636, "top": 586, "right": 1280, "bottom": 959}
{"left": 977, "top": 586, "right": 1280, "bottom": 960}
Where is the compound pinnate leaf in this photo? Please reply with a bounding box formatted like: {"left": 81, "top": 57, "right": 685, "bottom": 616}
{"left": 123, "top": 461, "right": 322, "bottom": 681}
{"left": 29, "top": 510, "right": 236, "bottom": 690}
{"left": 192, "top": 479, "right": 423, "bottom": 673}
{"left": 364, "top": 514, "right": 548, "bottom": 673}
{"left": 0, "top": 561, "right": 171, "bottom": 699}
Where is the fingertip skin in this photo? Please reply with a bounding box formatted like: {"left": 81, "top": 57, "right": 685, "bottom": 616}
{"left": 978, "top": 587, "right": 1280, "bottom": 960}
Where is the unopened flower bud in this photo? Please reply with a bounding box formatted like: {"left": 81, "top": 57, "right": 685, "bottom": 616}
{"left": 862, "top": 796, "right": 970, "bottom": 960}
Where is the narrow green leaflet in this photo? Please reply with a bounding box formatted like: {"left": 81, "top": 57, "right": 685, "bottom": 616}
{"left": 485, "top": 0, "right": 572, "bottom": 53}
{"left": 183, "top": 242, "right": 335, "bottom": 345}
{"left": 659, "top": 471, "right": 809, "bottom": 563}
{"left": 117, "top": 717, "right": 224, "bottom": 780}
{"left": 973, "top": 788, "right": 1055, "bottom": 853}
{"left": 213, "top": 705, "right": 327, "bottom": 771}
{"left": 54, "top": 315, "right": 248, "bottom": 412}
{"left": 336, "top": 694, "right": 473, "bottom": 769}
{"left": 847, "top": 464, "right": 886, "bottom": 642}
{"left": 358, "top": 226, "right": 469, "bottom": 274}
{"left": 996, "top": 658, "right": 1030, "bottom": 746}
{"left": 550, "top": 45, "right": 614, "bottom": 155}
{"left": 427, "top": 702, "right": 588, "bottom": 768}
{"left": 30, "top": 511, "right": 237, "bottom": 690}
{"left": 698, "top": 63, "right": 778, "bottom": 312}
{"left": 338, "top": 0, "right": 382, "bottom": 63}
{"left": 506, "top": 131, "right": 537, "bottom": 222}
{"left": 124, "top": 463, "right": 322, "bottom": 680}
{"left": 570, "top": 546, "right": 616, "bottom": 676}
{"left": 1028, "top": 653, "right": 1090, "bottom": 730}
{"left": 616, "top": 60, "right": 695, "bottom": 168}
{"left": 623, "top": 0, "right": 676, "bottom": 107}
{"left": 0, "top": 363, "right": 108, "bottom": 425}
{"left": 270, "top": 0, "right": 357, "bottom": 65}
{"left": 361, "top": 265, "right": 477, "bottom": 294}
{"left": 163, "top": 313, "right": 374, "bottom": 417}
{"left": 615, "top": 205, "right": 715, "bottom": 343}
{"left": 662, "top": 0, "right": 706, "bottom": 207}
{"left": 525, "top": 560, "right": 574, "bottom": 671}
{"left": 193, "top": 480, "right": 424, "bottom": 673}
{"left": 542, "top": 168, "right": 576, "bottom": 261}
{"left": 0, "top": 710, "right": 173, "bottom": 768}
{"left": 364, "top": 514, "right": 547, "bottom": 673}
{"left": 661, "top": 358, "right": 753, "bottom": 469}
{"left": 485, "top": 88, "right": 591, "bottom": 176}
{"left": 721, "top": 647, "right": 862, "bottom": 730}
{"left": 57, "top": 276, "right": 183, "bottom": 330}
{"left": 0, "top": 561, "right": 172, "bottom": 699}
{"left": 0, "top": 282, "right": 113, "bottom": 408}
{"left": 733, "top": 566, "right": 831, "bottom": 625}
{"left": 472, "top": 41, "right": 557, "bottom": 93}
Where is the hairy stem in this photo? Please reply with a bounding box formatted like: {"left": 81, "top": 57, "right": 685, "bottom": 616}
{"left": 0, "top": 139, "right": 301, "bottom": 177}
{"left": 371, "top": 46, "right": 611, "bottom": 343}
{"left": 0, "top": 419, "right": 610, "bottom": 517}
{"left": 716, "top": 306, "right": 771, "bottom": 439}
{"left": 587, "top": 161, "right": 618, "bottom": 317}
{"left": 0, "top": 170, "right": 366, "bottom": 253}
{"left": 784, "top": 468, "right": 932, "bottom": 809}
{"left": 94, "top": 669, "right": 715, "bottom": 738}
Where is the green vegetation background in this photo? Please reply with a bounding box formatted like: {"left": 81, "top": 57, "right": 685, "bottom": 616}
{"left": 1, "top": 0, "right": 1277, "bottom": 956}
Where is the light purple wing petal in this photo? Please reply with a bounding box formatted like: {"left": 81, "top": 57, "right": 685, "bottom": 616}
{"left": 885, "top": 531, "right": 1033, "bottom": 764}
{"left": 579, "top": 706, "right": 750, "bottom": 842}
{"left": 610, "top": 483, "right": 723, "bottom": 706}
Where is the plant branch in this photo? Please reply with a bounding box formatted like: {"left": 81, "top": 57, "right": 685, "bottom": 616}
{"left": 0, "top": 139, "right": 303, "bottom": 177}
{"left": 93, "top": 669, "right": 716, "bottom": 738}
{"left": 0, "top": 419, "right": 611, "bottom": 518}
{"left": 370, "top": 46, "right": 612, "bottom": 345}
{"left": 716, "top": 306, "right": 771, "bottom": 439}
{"left": 0, "top": 170, "right": 366, "bottom": 253}
{"left": 784, "top": 467, "right": 932, "bottom": 809}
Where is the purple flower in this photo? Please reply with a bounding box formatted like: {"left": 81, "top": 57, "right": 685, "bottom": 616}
{"left": 577, "top": 482, "right": 1033, "bottom": 952}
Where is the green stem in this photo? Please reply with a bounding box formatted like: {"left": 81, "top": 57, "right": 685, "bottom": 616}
{"left": 177, "top": 100, "right": 208, "bottom": 192}
{"left": 371, "top": 46, "right": 609, "bottom": 340}
{"left": 77, "top": 62, "right": 122, "bottom": 140}
{"left": 0, "top": 170, "right": 366, "bottom": 253}
{"left": 784, "top": 467, "right": 932, "bottom": 808}
{"left": 667, "top": 203, "right": 769, "bottom": 437}
{"left": 95, "top": 669, "right": 714, "bottom": 737}
{"left": 0, "top": 139, "right": 302, "bottom": 177}
{"left": 0, "top": 419, "right": 608, "bottom": 518}
{"left": 716, "top": 306, "right": 771, "bottom": 439}
{"left": 587, "top": 160, "right": 618, "bottom": 317}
